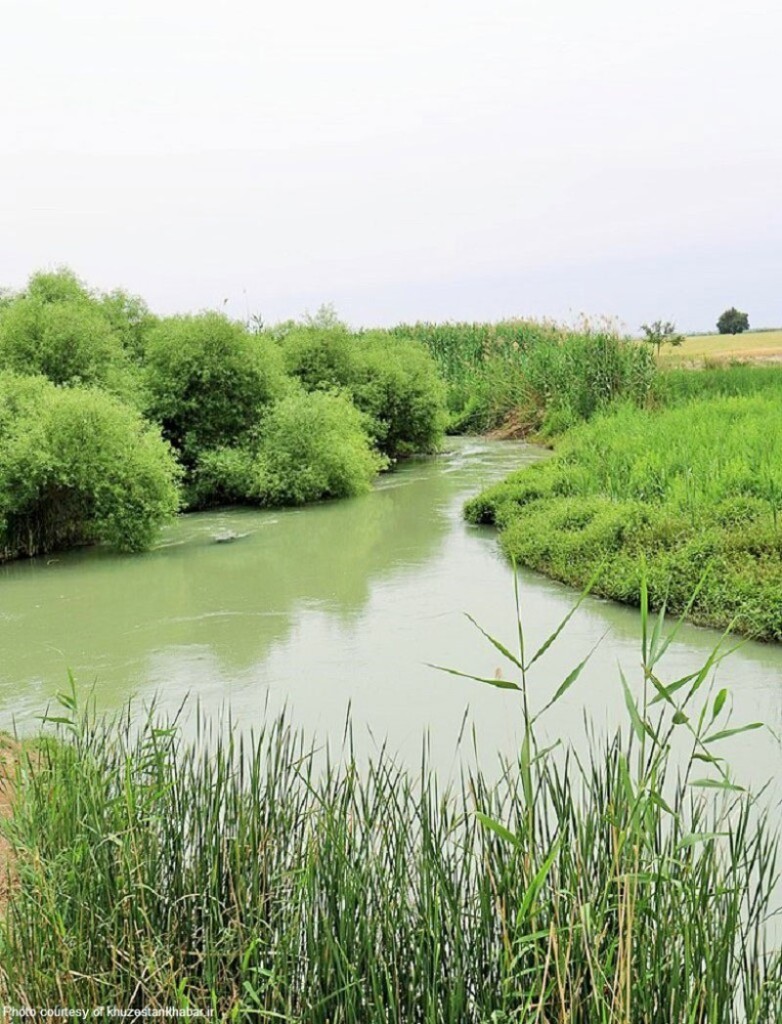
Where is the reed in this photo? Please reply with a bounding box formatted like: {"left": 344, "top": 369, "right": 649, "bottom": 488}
{"left": 382, "top": 320, "right": 655, "bottom": 435}
{"left": 1, "top": 584, "right": 780, "bottom": 1020}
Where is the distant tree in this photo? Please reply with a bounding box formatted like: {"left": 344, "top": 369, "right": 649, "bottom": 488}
{"left": 302, "top": 302, "right": 344, "bottom": 330}
{"left": 640, "top": 320, "right": 685, "bottom": 358}
{"left": 717, "top": 307, "right": 750, "bottom": 335}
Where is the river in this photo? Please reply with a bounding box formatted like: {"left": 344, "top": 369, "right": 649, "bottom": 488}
{"left": 1, "top": 437, "right": 780, "bottom": 791}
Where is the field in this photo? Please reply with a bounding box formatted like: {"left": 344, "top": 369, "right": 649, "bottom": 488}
{"left": 661, "top": 328, "right": 782, "bottom": 365}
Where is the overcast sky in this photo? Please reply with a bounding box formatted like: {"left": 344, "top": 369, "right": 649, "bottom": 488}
{"left": 2, "top": 0, "right": 780, "bottom": 331}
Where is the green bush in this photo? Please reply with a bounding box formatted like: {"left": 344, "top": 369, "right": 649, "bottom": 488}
{"left": 187, "top": 446, "right": 258, "bottom": 508}
{"left": 279, "top": 328, "right": 446, "bottom": 459}
{"left": 0, "top": 372, "right": 180, "bottom": 559}
{"left": 0, "top": 269, "right": 133, "bottom": 393}
{"left": 278, "top": 327, "right": 357, "bottom": 392}
{"left": 256, "top": 390, "right": 386, "bottom": 505}
{"left": 350, "top": 334, "right": 446, "bottom": 456}
{"left": 143, "top": 312, "right": 288, "bottom": 466}
{"left": 99, "top": 288, "right": 158, "bottom": 361}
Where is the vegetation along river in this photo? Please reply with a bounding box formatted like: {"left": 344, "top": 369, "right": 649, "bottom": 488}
{"left": 1, "top": 436, "right": 780, "bottom": 791}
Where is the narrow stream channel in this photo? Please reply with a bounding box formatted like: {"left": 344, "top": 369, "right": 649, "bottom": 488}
{"left": 1, "top": 437, "right": 780, "bottom": 794}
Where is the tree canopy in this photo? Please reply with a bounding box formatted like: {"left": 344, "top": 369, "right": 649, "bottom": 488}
{"left": 717, "top": 308, "right": 750, "bottom": 335}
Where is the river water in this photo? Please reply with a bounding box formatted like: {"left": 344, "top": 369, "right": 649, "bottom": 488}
{"left": 1, "top": 437, "right": 781, "bottom": 791}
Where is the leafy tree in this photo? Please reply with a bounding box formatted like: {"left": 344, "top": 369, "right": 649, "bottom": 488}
{"left": 640, "top": 320, "right": 685, "bottom": 358}
{"left": 0, "top": 372, "right": 180, "bottom": 559}
{"left": 143, "top": 312, "right": 288, "bottom": 467}
{"left": 302, "top": 302, "right": 345, "bottom": 330}
{"left": 0, "top": 269, "right": 133, "bottom": 391}
{"left": 717, "top": 307, "right": 750, "bottom": 335}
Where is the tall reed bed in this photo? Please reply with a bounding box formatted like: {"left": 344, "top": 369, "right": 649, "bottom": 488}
{"left": 1, "top": 587, "right": 780, "bottom": 1020}
{"left": 466, "top": 394, "right": 782, "bottom": 638}
{"left": 382, "top": 320, "right": 655, "bottom": 434}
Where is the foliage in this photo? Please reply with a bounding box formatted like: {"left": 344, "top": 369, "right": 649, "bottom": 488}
{"left": 1, "top": 596, "right": 779, "bottom": 1019}
{"left": 350, "top": 333, "right": 446, "bottom": 456}
{"left": 255, "top": 389, "right": 386, "bottom": 505}
{"left": 640, "top": 319, "right": 684, "bottom": 357}
{"left": 466, "top": 393, "right": 782, "bottom": 639}
{"left": 189, "top": 391, "right": 386, "bottom": 508}
{"left": 654, "top": 364, "right": 782, "bottom": 405}
{"left": 0, "top": 372, "right": 180, "bottom": 558}
{"left": 99, "top": 288, "right": 158, "bottom": 361}
{"left": 0, "top": 269, "right": 135, "bottom": 393}
{"left": 301, "top": 301, "right": 345, "bottom": 330}
{"left": 380, "top": 320, "right": 656, "bottom": 435}
{"left": 187, "top": 445, "right": 258, "bottom": 508}
{"left": 717, "top": 307, "right": 750, "bottom": 335}
{"left": 279, "top": 328, "right": 446, "bottom": 458}
{"left": 143, "top": 312, "right": 288, "bottom": 467}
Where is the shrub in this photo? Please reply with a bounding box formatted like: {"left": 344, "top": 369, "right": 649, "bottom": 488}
{"left": 279, "top": 328, "right": 446, "bottom": 459}
{"left": 143, "top": 312, "right": 288, "bottom": 466}
{"left": 188, "top": 446, "right": 257, "bottom": 508}
{"left": 0, "top": 270, "right": 132, "bottom": 392}
{"left": 278, "top": 327, "right": 356, "bottom": 393}
{"left": 0, "top": 372, "right": 180, "bottom": 559}
{"left": 99, "top": 288, "right": 158, "bottom": 361}
{"left": 350, "top": 334, "right": 446, "bottom": 457}
{"left": 256, "top": 390, "right": 386, "bottom": 505}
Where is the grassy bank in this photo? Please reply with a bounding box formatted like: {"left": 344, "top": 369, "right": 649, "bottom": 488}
{"left": 1, "top": 602, "right": 780, "bottom": 1020}
{"left": 467, "top": 389, "right": 782, "bottom": 639}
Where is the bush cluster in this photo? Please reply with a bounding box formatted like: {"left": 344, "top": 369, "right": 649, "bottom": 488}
{"left": 279, "top": 327, "right": 446, "bottom": 458}
{"left": 0, "top": 372, "right": 180, "bottom": 559}
{"left": 0, "top": 269, "right": 447, "bottom": 560}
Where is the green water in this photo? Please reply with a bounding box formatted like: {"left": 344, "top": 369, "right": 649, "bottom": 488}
{"left": 1, "top": 437, "right": 781, "bottom": 787}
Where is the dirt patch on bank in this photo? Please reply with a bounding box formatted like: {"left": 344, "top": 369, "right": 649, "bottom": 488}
{"left": 0, "top": 735, "right": 20, "bottom": 906}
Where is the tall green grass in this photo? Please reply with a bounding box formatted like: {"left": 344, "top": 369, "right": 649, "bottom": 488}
{"left": 466, "top": 394, "right": 782, "bottom": 639}
{"left": 382, "top": 320, "right": 656, "bottom": 434}
{"left": 1, "top": 586, "right": 780, "bottom": 1020}
{"left": 655, "top": 364, "right": 782, "bottom": 406}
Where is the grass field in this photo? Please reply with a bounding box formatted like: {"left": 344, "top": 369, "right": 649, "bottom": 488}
{"left": 661, "top": 329, "right": 782, "bottom": 364}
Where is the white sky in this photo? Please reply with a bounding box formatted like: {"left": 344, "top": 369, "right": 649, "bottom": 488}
{"left": 2, "top": 0, "right": 780, "bottom": 331}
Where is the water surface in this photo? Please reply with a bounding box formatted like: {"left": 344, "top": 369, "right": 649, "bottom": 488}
{"left": 1, "top": 438, "right": 781, "bottom": 791}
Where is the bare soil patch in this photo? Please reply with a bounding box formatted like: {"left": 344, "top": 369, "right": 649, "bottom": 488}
{"left": 0, "top": 735, "right": 20, "bottom": 906}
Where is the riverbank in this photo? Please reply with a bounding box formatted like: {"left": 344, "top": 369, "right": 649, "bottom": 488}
{"left": 467, "top": 372, "right": 782, "bottom": 640}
